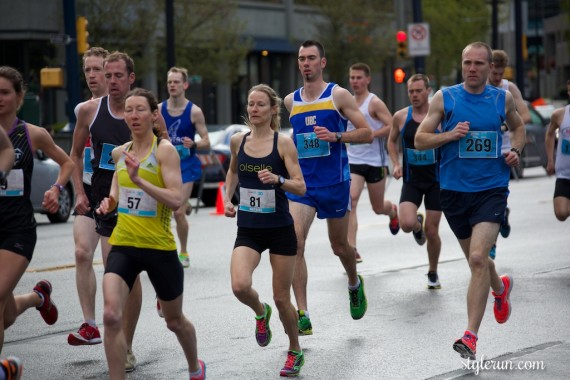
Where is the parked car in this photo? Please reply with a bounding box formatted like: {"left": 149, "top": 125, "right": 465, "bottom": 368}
{"left": 30, "top": 150, "right": 74, "bottom": 223}
{"left": 512, "top": 102, "right": 549, "bottom": 178}
{"left": 192, "top": 124, "right": 250, "bottom": 206}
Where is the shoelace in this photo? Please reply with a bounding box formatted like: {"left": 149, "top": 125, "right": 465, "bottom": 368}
{"left": 494, "top": 295, "right": 503, "bottom": 310}
{"left": 284, "top": 352, "right": 297, "bottom": 369}
{"left": 349, "top": 288, "right": 360, "bottom": 306}
{"left": 256, "top": 318, "right": 267, "bottom": 334}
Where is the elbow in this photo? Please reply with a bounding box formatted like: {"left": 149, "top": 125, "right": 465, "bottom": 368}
{"left": 298, "top": 182, "right": 307, "bottom": 197}
{"left": 365, "top": 129, "right": 374, "bottom": 143}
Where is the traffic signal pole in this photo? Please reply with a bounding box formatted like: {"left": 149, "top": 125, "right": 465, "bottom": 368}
{"left": 63, "top": 0, "right": 80, "bottom": 127}
{"left": 412, "top": 0, "right": 425, "bottom": 74}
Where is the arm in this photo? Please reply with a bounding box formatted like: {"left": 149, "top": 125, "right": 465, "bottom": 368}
{"left": 223, "top": 133, "right": 243, "bottom": 217}
{"left": 155, "top": 112, "right": 170, "bottom": 141}
{"left": 258, "top": 136, "right": 306, "bottom": 196}
{"left": 503, "top": 91, "right": 526, "bottom": 168}
{"left": 370, "top": 96, "right": 393, "bottom": 139}
{"left": 125, "top": 140, "right": 182, "bottom": 210}
{"left": 0, "top": 126, "right": 14, "bottom": 173}
{"left": 415, "top": 91, "right": 469, "bottom": 150}
{"left": 314, "top": 87, "right": 373, "bottom": 144}
{"left": 508, "top": 82, "right": 531, "bottom": 124}
{"left": 545, "top": 108, "right": 564, "bottom": 176}
{"left": 96, "top": 146, "right": 123, "bottom": 215}
{"left": 190, "top": 105, "right": 210, "bottom": 151}
{"left": 29, "top": 124, "right": 75, "bottom": 212}
{"left": 388, "top": 108, "right": 406, "bottom": 180}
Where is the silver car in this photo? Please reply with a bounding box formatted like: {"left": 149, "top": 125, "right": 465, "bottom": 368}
{"left": 31, "top": 151, "right": 74, "bottom": 223}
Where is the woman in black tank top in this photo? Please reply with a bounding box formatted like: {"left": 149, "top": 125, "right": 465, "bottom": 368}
{"left": 224, "top": 84, "right": 308, "bottom": 376}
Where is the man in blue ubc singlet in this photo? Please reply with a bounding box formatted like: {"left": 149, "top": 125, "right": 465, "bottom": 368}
{"left": 415, "top": 42, "right": 525, "bottom": 361}
{"left": 159, "top": 67, "right": 210, "bottom": 268}
{"left": 284, "top": 40, "right": 373, "bottom": 335}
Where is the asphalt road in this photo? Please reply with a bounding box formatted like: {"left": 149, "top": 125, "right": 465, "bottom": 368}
{"left": 3, "top": 167, "right": 569, "bottom": 379}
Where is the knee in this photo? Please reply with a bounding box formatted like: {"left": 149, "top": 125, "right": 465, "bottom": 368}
{"left": 273, "top": 291, "right": 291, "bottom": 312}
{"left": 165, "top": 315, "right": 184, "bottom": 334}
{"left": 103, "top": 306, "right": 122, "bottom": 331}
{"left": 75, "top": 246, "right": 93, "bottom": 267}
{"left": 554, "top": 210, "right": 568, "bottom": 222}
{"left": 330, "top": 239, "right": 349, "bottom": 257}
{"left": 231, "top": 280, "right": 251, "bottom": 300}
{"left": 400, "top": 219, "right": 415, "bottom": 233}
{"left": 425, "top": 225, "right": 439, "bottom": 241}
{"left": 468, "top": 253, "right": 488, "bottom": 271}
{"left": 0, "top": 298, "right": 16, "bottom": 329}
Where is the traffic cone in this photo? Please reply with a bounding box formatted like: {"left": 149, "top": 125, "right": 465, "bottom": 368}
{"left": 211, "top": 181, "right": 225, "bottom": 215}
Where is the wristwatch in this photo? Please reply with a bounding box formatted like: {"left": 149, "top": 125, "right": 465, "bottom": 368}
{"left": 335, "top": 132, "right": 342, "bottom": 143}
{"left": 510, "top": 147, "right": 521, "bottom": 158}
{"left": 0, "top": 171, "right": 6, "bottom": 186}
{"left": 276, "top": 175, "right": 286, "bottom": 187}
{"left": 51, "top": 183, "right": 64, "bottom": 192}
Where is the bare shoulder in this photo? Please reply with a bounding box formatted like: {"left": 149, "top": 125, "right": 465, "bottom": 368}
{"left": 283, "top": 92, "right": 294, "bottom": 111}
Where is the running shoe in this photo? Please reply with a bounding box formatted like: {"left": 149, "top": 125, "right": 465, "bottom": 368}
{"left": 33, "top": 280, "right": 58, "bottom": 325}
{"left": 453, "top": 331, "right": 477, "bottom": 360}
{"left": 280, "top": 350, "right": 304, "bottom": 377}
{"left": 355, "top": 248, "right": 363, "bottom": 263}
{"left": 492, "top": 274, "right": 513, "bottom": 324}
{"left": 179, "top": 252, "right": 190, "bottom": 268}
{"left": 190, "top": 360, "right": 206, "bottom": 380}
{"left": 489, "top": 244, "right": 497, "bottom": 260}
{"left": 297, "top": 310, "right": 313, "bottom": 335}
{"left": 426, "top": 271, "right": 441, "bottom": 289}
{"left": 389, "top": 204, "right": 400, "bottom": 235}
{"left": 349, "top": 274, "right": 367, "bottom": 320}
{"left": 185, "top": 200, "right": 193, "bottom": 216}
{"left": 125, "top": 349, "right": 136, "bottom": 373}
{"left": 67, "top": 323, "right": 102, "bottom": 345}
{"left": 0, "top": 356, "right": 23, "bottom": 380}
{"left": 413, "top": 213, "right": 426, "bottom": 246}
{"left": 255, "top": 303, "right": 272, "bottom": 347}
{"left": 500, "top": 207, "right": 511, "bottom": 238}
{"left": 156, "top": 298, "right": 164, "bottom": 318}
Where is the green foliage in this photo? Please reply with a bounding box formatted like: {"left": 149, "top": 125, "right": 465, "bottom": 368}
{"left": 300, "top": 0, "right": 393, "bottom": 87}
{"left": 423, "top": 0, "right": 490, "bottom": 87}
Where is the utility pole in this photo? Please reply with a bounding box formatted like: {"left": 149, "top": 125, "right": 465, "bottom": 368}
{"left": 491, "top": 0, "right": 499, "bottom": 48}
{"left": 166, "top": 0, "right": 175, "bottom": 69}
{"left": 412, "top": 0, "right": 425, "bottom": 74}
{"left": 514, "top": 0, "right": 524, "bottom": 92}
{"left": 63, "top": 0, "right": 80, "bottom": 127}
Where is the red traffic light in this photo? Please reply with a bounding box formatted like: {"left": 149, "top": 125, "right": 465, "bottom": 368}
{"left": 394, "top": 68, "right": 406, "bottom": 84}
{"left": 396, "top": 30, "right": 407, "bottom": 42}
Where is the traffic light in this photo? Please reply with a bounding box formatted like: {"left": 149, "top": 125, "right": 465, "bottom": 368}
{"left": 396, "top": 30, "right": 407, "bottom": 59}
{"left": 76, "top": 16, "right": 89, "bottom": 54}
{"left": 394, "top": 67, "right": 406, "bottom": 84}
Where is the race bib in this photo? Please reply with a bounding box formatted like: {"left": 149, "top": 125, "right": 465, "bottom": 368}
{"left": 0, "top": 169, "right": 24, "bottom": 197}
{"left": 118, "top": 186, "right": 157, "bottom": 217}
{"left": 459, "top": 131, "right": 498, "bottom": 158}
{"left": 406, "top": 148, "right": 436, "bottom": 165}
{"left": 175, "top": 144, "right": 191, "bottom": 159}
{"left": 239, "top": 187, "right": 276, "bottom": 213}
{"left": 99, "top": 143, "right": 117, "bottom": 170}
{"left": 561, "top": 138, "right": 570, "bottom": 156}
{"left": 84, "top": 147, "right": 93, "bottom": 173}
{"left": 296, "top": 132, "right": 330, "bottom": 159}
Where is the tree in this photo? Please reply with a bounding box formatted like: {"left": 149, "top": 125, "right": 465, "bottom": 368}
{"left": 423, "top": 0, "right": 490, "bottom": 87}
{"left": 300, "top": 0, "right": 393, "bottom": 87}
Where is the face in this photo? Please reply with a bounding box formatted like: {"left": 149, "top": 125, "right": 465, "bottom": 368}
{"left": 0, "top": 77, "right": 23, "bottom": 116}
{"left": 462, "top": 46, "right": 491, "bottom": 91}
{"left": 488, "top": 66, "right": 505, "bottom": 87}
{"left": 407, "top": 80, "right": 430, "bottom": 108}
{"left": 349, "top": 69, "right": 370, "bottom": 95}
{"left": 124, "top": 96, "right": 157, "bottom": 134}
{"left": 104, "top": 59, "right": 134, "bottom": 99}
{"left": 167, "top": 72, "right": 188, "bottom": 97}
{"left": 83, "top": 56, "right": 106, "bottom": 97}
{"left": 298, "top": 45, "right": 325, "bottom": 82}
{"left": 247, "top": 90, "right": 274, "bottom": 127}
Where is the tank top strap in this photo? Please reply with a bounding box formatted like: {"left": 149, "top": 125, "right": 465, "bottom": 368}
{"left": 238, "top": 131, "right": 252, "bottom": 152}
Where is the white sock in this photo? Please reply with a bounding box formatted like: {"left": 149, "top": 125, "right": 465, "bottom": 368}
{"left": 348, "top": 278, "right": 361, "bottom": 291}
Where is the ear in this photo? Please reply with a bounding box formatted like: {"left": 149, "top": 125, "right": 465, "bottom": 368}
{"left": 129, "top": 72, "right": 136, "bottom": 85}
{"left": 183, "top": 82, "right": 189, "bottom": 91}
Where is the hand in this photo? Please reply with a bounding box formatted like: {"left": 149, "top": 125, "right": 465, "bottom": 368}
{"left": 42, "top": 187, "right": 60, "bottom": 214}
{"left": 392, "top": 165, "right": 402, "bottom": 180}
{"left": 182, "top": 137, "right": 195, "bottom": 149}
{"left": 313, "top": 126, "right": 334, "bottom": 142}
{"left": 546, "top": 161, "right": 555, "bottom": 176}
{"left": 258, "top": 169, "right": 278, "bottom": 185}
{"left": 122, "top": 150, "right": 141, "bottom": 184}
{"left": 450, "top": 121, "right": 470, "bottom": 141}
{"left": 96, "top": 195, "right": 117, "bottom": 215}
{"left": 503, "top": 150, "right": 519, "bottom": 168}
{"left": 74, "top": 192, "right": 91, "bottom": 215}
{"left": 224, "top": 200, "right": 236, "bottom": 218}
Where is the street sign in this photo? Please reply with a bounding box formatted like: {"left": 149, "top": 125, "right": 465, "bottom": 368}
{"left": 50, "top": 34, "right": 71, "bottom": 45}
{"left": 407, "top": 23, "right": 430, "bottom": 57}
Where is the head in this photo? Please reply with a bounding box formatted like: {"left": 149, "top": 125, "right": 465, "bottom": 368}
{"left": 349, "top": 63, "right": 371, "bottom": 95}
{"left": 406, "top": 74, "right": 431, "bottom": 108}
{"left": 245, "top": 84, "right": 282, "bottom": 132}
{"left": 124, "top": 88, "right": 160, "bottom": 137}
{"left": 166, "top": 67, "right": 189, "bottom": 98}
{"left": 0, "top": 66, "right": 26, "bottom": 114}
{"left": 298, "top": 40, "right": 326, "bottom": 83}
{"left": 83, "top": 47, "right": 110, "bottom": 97}
{"left": 104, "top": 51, "right": 136, "bottom": 99}
{"left": 488, "top": 50, "right": 509, "bottom": 87}
{"left": 461, "top": 42, "right": 493, "bottom": 92}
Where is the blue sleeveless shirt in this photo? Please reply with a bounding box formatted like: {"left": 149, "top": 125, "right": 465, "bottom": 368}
{"left": 161, "top": 101, "right": 199, "bottom": 170}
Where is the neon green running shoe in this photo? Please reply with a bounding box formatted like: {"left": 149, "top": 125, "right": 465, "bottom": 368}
{"left": 349, "top": 274, "right": 367, "bottom": 320}
{"left": 297, "top": 310, "right": 313, "bottom": 335}
{"left": 255, "top": 303, "right": 272, "bottom": 347}
{"left": 178, "top": 252, "right": 190, "bottom": 268}
{"left": 280, "top": 350, "right": 304, "bottom": 377}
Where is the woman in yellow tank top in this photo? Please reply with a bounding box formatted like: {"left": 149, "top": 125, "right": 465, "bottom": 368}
{"left": 96, "top": 88, "right": 206, "bottom": 380}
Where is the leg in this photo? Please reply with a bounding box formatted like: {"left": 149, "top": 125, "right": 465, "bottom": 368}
{"left": 327, "top": 215, "right": 358, "bottom": 286}
{"left": 398, "top": 201, "right": 419, "bottom": 233}
{"left": 347, "top": 174, "right": 365, "bottom": 248}
{"left": 367, "top": 177, "right": 393, "bottom": 217}
{"left": 289, "top": 201, "right": 316, "bottom": 312}
{"left": 0, "top": 250, "right": 29, "bottom": 352}
{"left": 553, "top": 196, "right": 570, "bottom": 222}
{"left": 102, "top": 273, "right": 130, "bottom": 380}
{"left": 269, "top": 254, "right": 299, "bottom": 352}
{"left": 73, "top": 215, "right": 100, "bottom": 323}
{"left": 160, "top": 295, "right": 201, "bottom": 374}
{"left": 173, "top": 182, "right": 194, "bottom": 255}
{"left": 230, "top": 246, "right": 263, "bottom": 316}
{"left": 424, "top": 210, "right": 442, "bottom": 273}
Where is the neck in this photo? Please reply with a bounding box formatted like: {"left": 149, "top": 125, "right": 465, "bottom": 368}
{"left": 250, "top": 124, "right": 273, "bottom": 138}
{"left": 169, "top": 95, "right": 187, "bottom": 107}
{"left": 92, "top": 90, "right": 108, "bottom": 99}
{"left": 354, "top": 89, "right": 369, "bottom": 103}
{"left": 131, "top": 133, "right": 154, "bottom": 153}
{"left": 412, "top": 103, "right": 429, "bottom": 117}
{"left": 108, "top": 94, "right": 126, "bottom": 117}
{"left": 302, "top": 80, "right": 326, "bottom": 101}
{"left": 0, "top": 113, "right": 17, "bottom": 133}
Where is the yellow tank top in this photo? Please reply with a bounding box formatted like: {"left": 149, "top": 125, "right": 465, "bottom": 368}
{"left": 109, "top": 137, "right": 176, "bottom": 251}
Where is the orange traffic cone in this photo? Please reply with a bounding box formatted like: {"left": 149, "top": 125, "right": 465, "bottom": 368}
{"left": 211, "top": 181, "right": 225, "bottom": 215}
